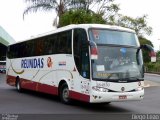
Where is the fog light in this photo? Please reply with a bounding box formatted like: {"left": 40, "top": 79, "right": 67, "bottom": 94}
{"left": 140, "top": 95, "right": 144, "bottom": 98}
{"left": 138, "top": 81, "right": 141, "bottom": 86}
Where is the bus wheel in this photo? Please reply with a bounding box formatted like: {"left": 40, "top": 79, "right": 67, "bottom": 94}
{"left": 60, "top": 83, "right": 71, "bottom": 104}
{"left": 16, "top": 78, "right": 22, "bottom": 92}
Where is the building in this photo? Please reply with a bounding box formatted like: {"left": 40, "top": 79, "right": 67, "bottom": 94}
{"left": 0, "top": 26, "right": 15, "bottom": 60}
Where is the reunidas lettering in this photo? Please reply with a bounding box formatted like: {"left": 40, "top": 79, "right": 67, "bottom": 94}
{"left": 21, "top": 58, "right": 44, "bottom": 68}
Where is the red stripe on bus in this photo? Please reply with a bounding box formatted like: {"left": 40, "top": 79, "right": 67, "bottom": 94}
{"left": 21, "top": 79, "right": 37, "bottom": 91}
{"left": 18, "top": 78, "right": 58, "bottom": 95}
{"left": 7, "top": 75, "right": 90, "bottom": 102}
{"left": 37, "top": 83, "right": 58, "bottom": 95}
{"left": 70, "top": 91, "right": 90, "bottom": 102}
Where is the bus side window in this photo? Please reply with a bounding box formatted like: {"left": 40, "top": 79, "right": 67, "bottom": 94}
{"left": 66, "top": 30, "right": 72, "bottom": 54}
{"left": 73, "top": 28, "right": 90, "bottom": 79}
{"left": 58, "top": 32, "right": 66, "bottom": 53}
{"left": 44, "top": 34, "right": 57, "bottom": 55}
{"left": 52, "top": 35, "right": 58, "bottom": 54}
{"left": 12, "top": 45, "right": 18, "bottom": 58}
{"left": 57, "top": 30, "right": 72, "bottom": 54}
{"left": 35, "top": 38, "right": 44, "bottom": 56}
{"left": 17, "top": 43, "right": 23, "bottom": 58}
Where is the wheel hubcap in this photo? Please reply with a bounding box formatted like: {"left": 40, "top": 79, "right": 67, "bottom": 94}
{"left": 17, "top": 82, "right": 20, "bottom": 90}
{"left": 63, "top": 88, "right": 69, "bottom": 102}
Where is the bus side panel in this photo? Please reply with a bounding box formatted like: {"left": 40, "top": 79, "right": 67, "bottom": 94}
{"left": 56, "top": 54, "right": 90, "bottom": 102}
{"left": 7, "top": 73, "right": 59, "bottom": 95}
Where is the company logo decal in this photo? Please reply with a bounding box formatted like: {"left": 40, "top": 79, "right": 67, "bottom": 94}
{"left": 21, "top": 58, "right": 44, "bottom": 68}
{"left": 121, "top": 87, "right": 125, "bottom": 92}
{"left": 47, "top": 57, "right": 53, "bottom": 68}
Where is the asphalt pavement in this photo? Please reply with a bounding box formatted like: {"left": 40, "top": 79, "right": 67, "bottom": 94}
{"left": 144, "top": 73, "right": 160, "bottom": 82}
{"left": 144, "top": 73, "right": 160, "bottom": 87}
{"left": 0, "top": 73, "right": 160, "bottom": 120}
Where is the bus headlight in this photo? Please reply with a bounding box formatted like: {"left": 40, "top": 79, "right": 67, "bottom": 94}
{"left": 92, "top": 86, "right": 109, "bottom": 92}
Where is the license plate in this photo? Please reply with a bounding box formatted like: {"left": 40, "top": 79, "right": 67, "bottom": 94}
{"left": 119, "top": 95, "right": 127, "bottom": 100}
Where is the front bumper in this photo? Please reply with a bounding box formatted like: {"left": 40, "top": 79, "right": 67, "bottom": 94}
{"left": 90, "top": 89, "right": 144, "bottom": 103}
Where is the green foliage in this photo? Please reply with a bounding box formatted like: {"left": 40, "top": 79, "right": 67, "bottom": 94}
{"left": 23, "top": 0, "right": 66, "bottom": 16}
{"left": 23, "top": 0, "right": 119, "bottom": 27}
{"left": 93, "top": 0, "right": 120, "bottom": 21}
{"left": 59, "top": 9, "right": 106, "bottom": 27}
{"left": 145, "top": 62, "right": 160, "bottom": 73}
{"left": 139, "top": 37, "right": 153, "bottom": 46}
{"left": 156, "top": 51, "right": 160, "bottom": 62}
{"left": 145, "top": 51, "right": 160, "bottom": 73}
{"left": 23, "top": 0, "right": 81, "bottom": 26}
{"left": 157, "top": 51, "right": 160, "bottom": 58}
{"left": 113, "top": 15, "right": 152, "bottom": 38}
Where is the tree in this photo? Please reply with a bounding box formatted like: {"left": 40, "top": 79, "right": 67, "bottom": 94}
{"left": 23, "top": 0, "right": 119, "bottom": 27}
{"left": 72, "top": 0, "right": 120, "bottom": 23}
{"left": 114, "top": 14, "right": 152, "bottom": 38}
{"left": 94, "top": 1, "right": 120, "bottom": 24}
{"left": 157, "top": 51, "right": 160, "bottom": 61}
{"left": 109, "top": 13, "right": 153, "bottom": 63}
{"left": 23, "top": 0, "right": 74, "bottom": 26}
{"left": 59, "top": 9, "right": 105, "bottom": 27}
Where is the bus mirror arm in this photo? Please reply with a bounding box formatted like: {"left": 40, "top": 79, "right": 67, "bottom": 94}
{"left": 88, "top": 41, "right": 97, "bottom": 47}
{"left": 140, "top": 44, "right": 154, "bottom": 52}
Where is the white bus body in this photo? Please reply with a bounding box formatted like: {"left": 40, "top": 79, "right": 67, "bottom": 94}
{"left": 6, "top": 24, "right": 144, "bottom": 103}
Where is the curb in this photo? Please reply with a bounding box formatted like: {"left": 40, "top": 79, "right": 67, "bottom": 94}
{"left": 144, "top": 80, "right": 160, "bottom": 88}
{"left": 145, "top": 73, "right": 160, "bottom": 76}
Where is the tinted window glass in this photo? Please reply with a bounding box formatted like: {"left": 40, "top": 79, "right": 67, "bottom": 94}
{"left": 57, "top": 30, "right": 72, "bottom": 54}
{"left": 73, "top": 28, "right": 90, "bottom": 79}
{"left": 92, "top": 46, "right": 143, "bottom": 80}
{"left": 7, "top": 30, "right": 72, "bottom": 58}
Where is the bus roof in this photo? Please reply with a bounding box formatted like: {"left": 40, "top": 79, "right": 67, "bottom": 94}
{"left": 9, "top": 24, "right": 135, "bottom": 45}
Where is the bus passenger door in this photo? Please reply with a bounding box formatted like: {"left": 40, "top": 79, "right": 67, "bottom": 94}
{"left": 73, "top": 28, "right": 90, "bottom": 96}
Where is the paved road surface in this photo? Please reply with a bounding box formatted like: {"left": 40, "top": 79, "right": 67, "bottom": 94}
{"left": 0, "top": 73, "right": 160, "bottom": 120}
{"left": 144, "top": 73, "right": 160, "bottom": 83}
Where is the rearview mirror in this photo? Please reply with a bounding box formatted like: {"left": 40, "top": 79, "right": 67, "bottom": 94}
{"left": 140, "top": 44, "right": 156, "bottom": 62}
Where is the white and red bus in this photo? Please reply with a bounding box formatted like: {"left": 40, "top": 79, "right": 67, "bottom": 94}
{"left": 6, "top": 24, "right": 155, "bottom": 104}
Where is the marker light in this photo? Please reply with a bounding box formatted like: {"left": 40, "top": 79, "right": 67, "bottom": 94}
{"left": 90, "top": 41, "right": 98, "bottom": 60}
{"left": 91, "top": 47, "right": 98, "bottom": 59}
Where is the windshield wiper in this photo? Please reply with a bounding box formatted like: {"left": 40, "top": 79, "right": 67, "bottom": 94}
{"left": 93, "top": 77, "right": 144, "bottom": 82}
{"left": 103, "top": 77, "right": 144, "bottom": 83}
{"left": 118, "top": 77, "right": 144, "bottom": 82}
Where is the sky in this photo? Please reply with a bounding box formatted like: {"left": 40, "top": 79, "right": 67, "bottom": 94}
{"left": 0, "top": 0, "right": 160, "bottom": 50}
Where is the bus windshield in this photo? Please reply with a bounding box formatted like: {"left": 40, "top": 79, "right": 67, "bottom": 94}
{"left": 89, "top": 28, "right": 143, "bottom": 81}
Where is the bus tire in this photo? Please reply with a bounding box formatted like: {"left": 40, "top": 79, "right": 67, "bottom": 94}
{"left": 60, "top": 83, "right": 71, "bottom": 104}
{"left": 98, "top": 102, "right": 111, "bottom": 105}
{"left": 16, "top": 77, "right": 23, "bottom": 92}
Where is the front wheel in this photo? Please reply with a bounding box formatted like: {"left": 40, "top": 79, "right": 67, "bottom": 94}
{"left": 60, "top": 83, "right": 71, "bottom": 104}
